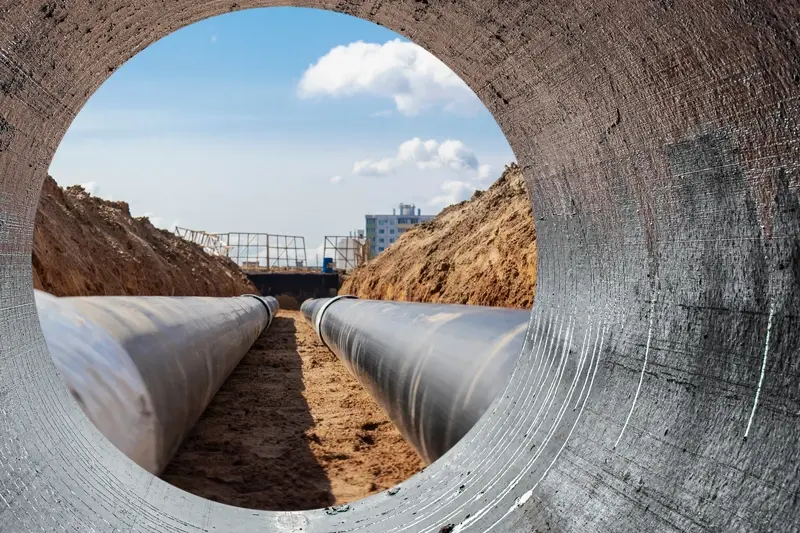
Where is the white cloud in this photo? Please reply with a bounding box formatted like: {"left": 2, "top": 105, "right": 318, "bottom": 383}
{"left": 297, "top": 39, "right": 479, "bottom": 116}
{"left": 353, "top": 137, "right": 490, "bottom": 179}
{"left": 330, "top": 175, "right": 344, "bottom": 184}
{"left": 352, "top": 157, "right": 400, "bottom": 177}
{"left": 402, "top": 138, "right": 478, "bottom": 172}
{"left": 429, "top": 180, "right": 477, "bottom": 207}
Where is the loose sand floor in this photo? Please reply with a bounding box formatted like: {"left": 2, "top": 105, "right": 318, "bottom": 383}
{"left": 161, "top": 310, "right": 425, "bottom": 511}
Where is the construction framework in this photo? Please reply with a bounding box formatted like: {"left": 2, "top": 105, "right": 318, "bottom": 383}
{"left": 218, "top": 232, "right": 308, "bottom": 271}
{"left": 173, "top": 227, "right": 232, "bottom": 256}
{"left": 174, "top": 227, "right": 309, "bottom": 271}
{"left": 323, "top": 235, "right": 370, "bottom": 272}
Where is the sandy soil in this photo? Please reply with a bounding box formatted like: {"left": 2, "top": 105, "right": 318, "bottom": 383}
{"left": 33, "top": 175, "right": 423, "bottom": 510}
{"left": 161, "top": 310, "right": 425, "bottom": 510}
{"left": 341, "top": 163, "right": 537, "bottom": 309}
{"left": 33, "top": 176, "right": 255, "bottom": 296}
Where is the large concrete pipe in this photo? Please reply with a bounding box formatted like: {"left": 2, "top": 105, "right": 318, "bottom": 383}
{"left": 33, "top": 290, "right": 279, "bottom": 475}
{"left": 302, "top": 296, "right": 530, "bottom": 464}
{"left": 2, "top": 0, "right": 800, "bottom": 532}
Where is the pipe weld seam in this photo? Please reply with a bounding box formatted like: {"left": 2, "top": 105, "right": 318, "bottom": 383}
{"left": 241, "top": 294, "right": 273, "bottom": 327}
{"left": 314, "top": 295, "right": 358, "bottom": 349}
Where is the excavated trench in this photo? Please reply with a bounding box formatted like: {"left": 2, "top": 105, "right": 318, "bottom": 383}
{"left": 0, "top": 1, "right": 798, "bottom": 533}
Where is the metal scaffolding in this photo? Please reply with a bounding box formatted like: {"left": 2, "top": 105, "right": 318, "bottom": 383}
{"left": 174, "top": 227, "right": 309, "bottom": 271}
{"left": 323, "top": 235, "right": 370, "bottom": 272}
{"left": 173, "top": 227, "right": 231, "bottom": 256}
{"left": 218, "top": 232, "right": 308, "bottom": 271}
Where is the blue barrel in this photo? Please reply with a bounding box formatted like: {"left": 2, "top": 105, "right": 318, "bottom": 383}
{"left": 322, "top": 258, "right": 334, "bottom": 273}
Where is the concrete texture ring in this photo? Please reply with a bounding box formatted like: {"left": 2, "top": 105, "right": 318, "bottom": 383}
{"left": 0, "top": 1, "right": 798, "bottom": 532}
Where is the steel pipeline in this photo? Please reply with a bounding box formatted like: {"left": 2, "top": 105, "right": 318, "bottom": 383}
{"left": 34, "top": 290, "right": 279, "bottom": 475}
{"left": 301, "top": 296, "right": 529, "bottom": 464}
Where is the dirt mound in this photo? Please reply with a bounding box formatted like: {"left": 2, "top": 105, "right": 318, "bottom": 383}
{"left": 276, "top": 294, "right": 301, "bottom": 310}
{"left": 342, "top": 163, "right": 536, "bottom": 309}
{"left": 33, "top": 176, "right": 255, "bottom": 297}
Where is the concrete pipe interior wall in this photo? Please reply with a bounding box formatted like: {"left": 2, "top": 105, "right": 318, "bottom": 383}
{"left": 0, "top": 1, "right": 798, "bottom": 532}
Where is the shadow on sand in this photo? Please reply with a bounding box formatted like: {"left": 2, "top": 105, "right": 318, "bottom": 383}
{"left": 161, "top": 315, "right": 334, "bottom": 511}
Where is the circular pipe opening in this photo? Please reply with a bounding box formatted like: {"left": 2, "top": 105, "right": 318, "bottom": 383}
{"left": 1, "top": 1, "right": 798, "bottom": 532}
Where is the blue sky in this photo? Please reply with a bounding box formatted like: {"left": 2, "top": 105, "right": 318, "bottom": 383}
{"left": 49, "top": 6, "right": 515, "bottom": 264}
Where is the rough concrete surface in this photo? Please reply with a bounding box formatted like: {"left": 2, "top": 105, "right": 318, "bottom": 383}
{"left": 0, "top": 1, "right": 798, "bottom": 533}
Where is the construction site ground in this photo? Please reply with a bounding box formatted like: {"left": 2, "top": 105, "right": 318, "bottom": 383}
{"left": 34, "top": 176, "right": 424, "bottom": 509}
{"left": 35, "top": 161, "right": 532, "bottom": 509}
{"left": 161, "top": 310, "right": 424, "bottom": 510}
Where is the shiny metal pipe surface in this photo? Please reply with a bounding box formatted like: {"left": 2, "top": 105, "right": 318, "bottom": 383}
{"left": 34, "top": 290, "right": 279, "bottom": 475}
{"left": 302, "top": 296, "right": 529, "bottom": 464}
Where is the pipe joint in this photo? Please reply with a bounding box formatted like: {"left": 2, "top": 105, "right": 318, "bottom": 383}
{"left": 313, "top": 295, "right": 358, "bottom": 347}
{"left": 241, "top": 294, "right": 277, "bottom": 327}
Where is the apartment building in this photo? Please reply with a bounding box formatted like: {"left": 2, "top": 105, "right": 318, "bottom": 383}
{"left": 365, "top": 203, "right": 435, "bottom": 257}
